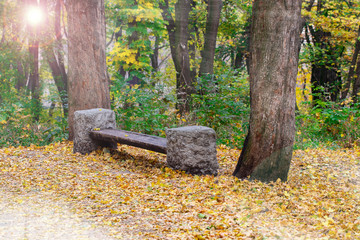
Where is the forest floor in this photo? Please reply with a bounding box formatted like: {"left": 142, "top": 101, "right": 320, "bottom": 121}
{"left": 0, "top": 142, "right": 359, "bottom": 239}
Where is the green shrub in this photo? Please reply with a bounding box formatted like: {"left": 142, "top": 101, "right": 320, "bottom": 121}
{"left": 191, "top": 69, "right": 250, "bottom": 147}
{"left": 111, "top": 74, "right": 178, "bottom": 137}
{"left": 111, "top": 67, "right": 250, "bottom": 148}
{"left": 295, "top": 100, "right": 360, "bottom": 149}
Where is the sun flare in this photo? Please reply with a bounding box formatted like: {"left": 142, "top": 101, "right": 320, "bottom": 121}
{"left": 26, "top": 6, "right": 44, "bottom": 26}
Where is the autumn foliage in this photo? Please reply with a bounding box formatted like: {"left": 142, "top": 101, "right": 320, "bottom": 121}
{"left": 0, "top": 143, "right": 359, "bottom": 239}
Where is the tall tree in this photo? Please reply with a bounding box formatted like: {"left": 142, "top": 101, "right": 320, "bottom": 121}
{"left": 199, "top": 0, "right": 222, "bottom": 77}
{"left": 43, "top": 0, "right": 68, "bottom": 117}
{"left": 160, "top": 0, "right": 193, "bottom": 114}
{"left": 301, "top": 0, "right": 360, "bottom": 104}
{"left": 160, "top": 0, "right": 223, "bottom": 114}
{"left": 341, "top": 25, "right": 360, "bottom": 100}
{"left": 27, "top": 0, "right": 41, "bottom": 122}
{"left": 233, "top": 0, "right": 302, "bottom": 182}
{"left": 67, "top": 0, "right": 110, "bottom": 140}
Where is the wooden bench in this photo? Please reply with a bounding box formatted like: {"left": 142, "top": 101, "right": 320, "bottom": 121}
{"left": 73, "top": 108, "right": 218, "bottom": 175}
{"left": 89, "top": 128, "right": 167, "bottom": 154}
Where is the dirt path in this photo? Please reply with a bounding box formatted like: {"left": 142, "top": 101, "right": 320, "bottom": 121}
{"left": 0, "top": 192, "right": 115, "bottom": 240}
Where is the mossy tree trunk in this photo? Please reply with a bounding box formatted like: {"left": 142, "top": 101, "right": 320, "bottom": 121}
{"left": 233, "top": 0, "right": 302, "bottom": 182}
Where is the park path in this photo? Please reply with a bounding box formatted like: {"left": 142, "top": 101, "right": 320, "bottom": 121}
{"left": 0, "top": 191, "right": 115, "bottom": 240}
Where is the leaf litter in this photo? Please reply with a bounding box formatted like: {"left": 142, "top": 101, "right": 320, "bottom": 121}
{"left": 0, "top": 142, "right": 359, "bottom": 239}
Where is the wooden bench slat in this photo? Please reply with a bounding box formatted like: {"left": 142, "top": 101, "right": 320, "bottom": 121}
{"left": 89, "top": 129, "right": 167, "bottom": 154}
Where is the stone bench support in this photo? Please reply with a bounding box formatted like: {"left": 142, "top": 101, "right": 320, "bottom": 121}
{"left": 73, "top": 109, "right": 218, "bottom": 175}
{"left": 73, "top": 108, "right": 117, "bottom": 154}
{"left": 166, "top": 126, "right": 218, "bottom": 176}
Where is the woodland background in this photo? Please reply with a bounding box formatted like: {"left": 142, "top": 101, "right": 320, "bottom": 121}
{"left": 0, "top": 0, "right": 359, "bottom": 149}
{"left": 0, "top": 1, "right": 360, "bottom": 239}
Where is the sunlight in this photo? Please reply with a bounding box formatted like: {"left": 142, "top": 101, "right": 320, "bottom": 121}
{"left": 25, "top": 6, "right": 44, "bottom": 27}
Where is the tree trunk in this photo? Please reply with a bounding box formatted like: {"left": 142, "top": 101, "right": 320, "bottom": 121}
{"left": 311, "top": 63, "right": 341, "bottom": 103}
{"left": 151, "top": 35, "right": 160, "bottom": 71}
{"left": 47, "top": 49, "right": 68, "bottom": 116}
{"left": 174, "top": 0, "right": 193, "bottom": 114}
{"left": 352, "top": 56, "right": 360, "bottom": 102}
{"left": 306, "top": 2, "right": 343, "bottom": 104}
{"left": 126, "top": 18, "right": 141, "bottom": 86}
{"left": 15, "top": 61, "right": 27, "bottom": 90}
{"left": 233, "top": 0, "right": 302, "bottom": 182}
{"left": 342, "top": 25, "right": 360, "bottom": 100}
{"left": 27, "top": 0, "right": 41, "bottom": 121}
{"left": 45, "top": 0, "right": 68, "bottom": 117}
{"left": 199, "top": 0, "right": 222, "bottom": 77}
{"left": 160, "top": 0, "right": 194, "bottom": 114}
{"left": 67, "top": 0, "right": 110, "bottom": 140}
{"left": 28, "top": 40, "right": 41, "bottom": 122}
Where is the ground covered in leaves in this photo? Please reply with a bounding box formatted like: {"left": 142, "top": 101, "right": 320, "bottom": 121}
{"left": 0, "top": 142, "right": 359, "bottom": 239}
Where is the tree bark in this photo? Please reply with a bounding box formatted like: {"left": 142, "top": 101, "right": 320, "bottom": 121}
{"left": 45, "top": 0, "right": 68, "bottom": 117}
{"left": 46, "top": 49, "right": 68, "bottom": 116}
{"left": 352, "top": 55, "right": 360, "bottom": 102}
{"left": 67, "top": 0, "right": 110, "bottom": 140}
{"left": 173, "top": 0, "right": 193, "bottom": 114}
{"left": 28, "top": 40, "right": 41, "bottom": 122}
{"left": 160, "top": 0, "right": 194, "bottom": 114}
{"left": 27, "top": 0, "right": 41, "bottom": 122}
{"left": 342, "top": 25, "right": 360, "bottom": 100}
{"left": 233, "top": 0, "right": 302, "bottom": 182}
{"left": 199, "top": 0, "right": 222, "bottom": 77}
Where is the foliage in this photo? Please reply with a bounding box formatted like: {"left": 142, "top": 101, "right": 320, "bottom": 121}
{"left": 0, "top": 142, "right": 359, "bottom": 238}
{"left": 295, "top": 99, "right": 360, "bottom": 149}
{"left": 216, "top": 0, "right": 252, "bottom": 68}
{"left": 0, "top": 0, "right": 359, "bottom": 151}
{"left": 106, "top": 0, "right": 167, "bottom": 74}
{"left": 111, "top": 73, "right": 177, "bottom": 137}
{"left": 111, "top": 66, "right": 250, "bottom": 148}
{"left": 300, "top": 0, "right": 360, "bottom": 101}
{"left": 0, "top": 105, "right": 68, "bottom": 148}
{"left": 191, "top": 66, "right": 250, "bottom": 147}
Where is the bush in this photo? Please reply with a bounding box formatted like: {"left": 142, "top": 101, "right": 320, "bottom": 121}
{"left": 191, "top": 69, "right": 250, "bottom": 147}
{"left": 111, "top": 67, "right": 250, "bottom": 148}
{"left": 111, "top": 74, "right": 178, "bottom": 137}
{"left": 295, "top": 100, "right": 360, "bottom": 149}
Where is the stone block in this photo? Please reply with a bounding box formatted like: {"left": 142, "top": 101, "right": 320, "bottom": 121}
{"left": 166, "top": 126, "right": 218, "bottom": 175}
{"left": 73, "top": 108, "right": 116, "bottom": 154}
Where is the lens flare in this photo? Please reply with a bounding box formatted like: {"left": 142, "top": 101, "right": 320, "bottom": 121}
{"left": 26, "top": 6, "right": 44, "bottom": 26}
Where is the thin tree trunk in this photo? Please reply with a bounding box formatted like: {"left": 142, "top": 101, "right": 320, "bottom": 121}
{"left": 45, "top": 0, "right": 68, "bottom": 117}
{"left": 15, "top": 61, "right": 27, "bottom": 90}
{"left": 67, "top": 0, "right": 110, "bottom": 140}
{"left": 25, "top": 0, "right": 42, "bottom": 121}
{"left": 47, "top": 49, "right": 68, "bottom": 116}
{"left": 352, "top": 56, "right": 360, "bottom": 102}
{"left": 126, "top": 18, "right": 141, "bottom": 86}
{"left": 29, "top": 40, "right": 41, "bottom": 122}
{"left": 342, "top": 25, "right": 360, "bottom": 100}
{"left": 174, "top": 0, "right": 193, "bottom": 114}
{"left": 233, "top": 0, "right": 302, "bottom": 182}
{"left": 160, "top": 0, "right": 194, "bottom": 114}
{"left": 188, "top": 0, "right": 197, "bottom": 81}
{"left": 199, "top": 0, "right": 222, "bottom": 77}
{"left": 151, "top": 35, "right": 160, "bottom": 71}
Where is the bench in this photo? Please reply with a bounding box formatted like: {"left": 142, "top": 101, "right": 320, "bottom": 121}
{"left": 73, "top": 108, "right": 218, "bottom": 175}
{"left": 90, "top": 128, "right": 167, "bottom": 154}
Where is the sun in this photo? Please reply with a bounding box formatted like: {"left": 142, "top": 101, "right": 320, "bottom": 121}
{"left": 26, "top": 6, "right": 44, "bottom": 26}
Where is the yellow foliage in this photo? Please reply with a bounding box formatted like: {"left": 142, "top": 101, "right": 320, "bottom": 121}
{"left": 0, "top": 143, "right": 359, "bottom": 239}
